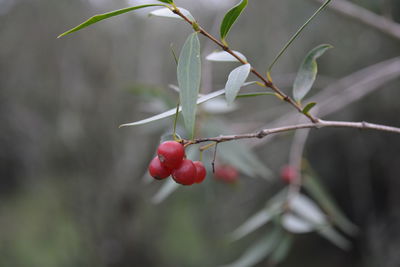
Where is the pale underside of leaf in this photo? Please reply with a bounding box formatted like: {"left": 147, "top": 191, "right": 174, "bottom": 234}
{"left": 230, "top": 189, "right": 287, "bottom": 241}
{"left": 303, "top": 174, "right": 359, "bottom": 236}
{"left": 206, "top": 50, "right": 247, "bottom": 62}
{"left": 222, "top": 228, "right": 282, "bottom": 267}
{"left": 289, "top": 193, "right": 327, "bottom": 225}
{"left": 149, "top": 7, "right": 195, "bottom": 21}
{"left": 119, "top": 82, "right": 257, "bottom": 127}
{"left": 225, "top": 64, "right": 251, "bottom": 105}
{"left": 282, "top": 213, "right": 315, "bottom": 233}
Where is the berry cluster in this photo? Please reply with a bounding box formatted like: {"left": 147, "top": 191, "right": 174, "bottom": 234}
{"left": 148, "top": 141, "right": 206, "bottom": 185}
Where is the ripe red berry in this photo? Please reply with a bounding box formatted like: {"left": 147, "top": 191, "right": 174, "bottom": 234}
{"left": 280, "top": 165, "right": 297, "bottom": 184}
{"left": 193, "top": 161, "right": 206, "bottom": 184}
{"left": 214, "top": 165, "right": 238, "bottom": 183}
{"left": 172, "top": 159, "right": 197, "bottom": 186}
{"left": 157, "top": 141, "right": 185, "bottom": 169}
{"left": 148, "top": 156, "right": 172, "bottom": 180}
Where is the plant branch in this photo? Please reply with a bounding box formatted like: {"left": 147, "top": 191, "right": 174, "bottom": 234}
{"left": 184, "top": 120, "right": 400, "bottom": 145}
{"left": 172, "top": 7, "right": 319, "bottom": 123}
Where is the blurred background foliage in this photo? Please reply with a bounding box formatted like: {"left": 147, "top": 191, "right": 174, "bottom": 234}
{"left": 1, "top": 0, "right": 400, "bottom": 266}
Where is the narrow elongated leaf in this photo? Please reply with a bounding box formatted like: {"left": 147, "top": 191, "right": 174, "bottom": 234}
{"left": 152, "top": 179, "right": 179, "bottom": 204}
{"left": 304, "top": 175, "right": 359, "bottom": 236}
{"left": 222, "top": 228, "right": 282, "bottom": 267}
{"left": 158, "top": 0, "right": 174, "bottom": 4}
{"left": 225, "top": 64, "right": 251, "bottom": 105}
{"left": 177, "top": 33, "right": 201, "bottom": 138}
{"left": 149, "top": 7, "right": 194, "bottom": 21}
{"left": 202, "top": 98, "right": 237, "bottom": 114}
{"left": 267, "top": 0, "right": 332, "bottom": 72}
{"left": 289, "top": 194, "right": 326, "bottom": 225}
{"left": 206, "top": 50, "right": 247, "bottom": 62}
{"left": 302, "top": 102, "right": 317, "bottom": 114}
{"left": 230, "top": 189, "right": 286, "bottom": 241}
{"left": 231, "top": 210, "right": 274, "bottom": 241}
{"left": 317, "top": 225, "right": 352, "bottom": 250}
{"left": 293, "top": 44, "right": 333, "bottom": 102}
{"left": 119, "top": 82, "right": 258, "bottom": 127}
{"left": 236, "top": 92, "right": 276, "bottom": 98}
{"left": 220, "top": 0, "right": 248, "bottom": 41}
{"left": 119, "top": 89, "right": 224, "bottom": 127}
{"left": 282, "top": 213, "right": 314, "bottom": 233}
{"left": 270, "top": 234, "right": 293, "bottom": 264}
{"left": 58, "top": 4, "right": 165, "bottom": 38}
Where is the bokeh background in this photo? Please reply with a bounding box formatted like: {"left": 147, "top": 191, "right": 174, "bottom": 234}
{"left": 1, "top": 0, "right": 400, "bottom": 266}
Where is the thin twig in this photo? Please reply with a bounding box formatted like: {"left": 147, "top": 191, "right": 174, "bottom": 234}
{"left": 184, "top": 120, "right": 400, "bottom": 145}
{"left": 251, "top": 56, "right": 400, "bottom": 147}
{"left": 171, "top": 7, "right": 319, "bottom": 123}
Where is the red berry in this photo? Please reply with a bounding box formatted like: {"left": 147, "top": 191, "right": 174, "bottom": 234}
{"left": 214, "top": 165, "right": 238, "bottom": 183}
{"left": 157, "top": 141, "right": 185, "bottom": 169}
{"left": 193, "top": 161, "right": 206, "bottom": 184}
{"left": 148, "top": 156, "right": 172, "bottom": 180}
{"left": 280, "top": 165, "right": 297, "bottom": 184}
{"left": 172, "top": 159, "right": 197, "bottom": 186}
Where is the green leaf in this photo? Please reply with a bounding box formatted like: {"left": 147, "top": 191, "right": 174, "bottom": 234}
{"left": 236, "top": 92, "right": 276, "bottom": 98}
{"left": 119, "top": 82, "right": 258, "bottom": 127}
{"left": 302, "top": 102, "right": 317, "bottom": 114}
{"left": 158, "top": 0, "right": 174, "bottom": 4}
{"left": 230, "top": 189, "right": 286, "bottom": 241}
{"left": 317, "top": 225, "right": 351, "bottom": 250}
{"left": 303, "top": 174, "right": 359, "bottom": 236}
{"left": 206, "top": 50, "right": 247, "bottom": 62}
{"left": 119, "top": 89, "right": 225, "bottom": 128}
{"left": 177, "top": 33, "right": 201, "bottom": 139}
{"left": 270, "top": 234, "right": 293, "bottom": 264}
{"left": 149, "top": 7, "right": 195, "bottom": 21}
{"left": 223, "top": 228, "right": 282, "bottom": 267}
{"left": 152, "top": 179, "right": 179, "bottom": 204}
{"left": 220, "top": 0, "right": 248, "bottom": 41}
{"left": 293, "top": 44, "right": 333, "bottom": 102}
{"left": 58, "top": 4, "right": 165, "bottom": 38}
{"left": 231, "top": 210, "right": 275, "bottom": 242}
{"left": 225, "top": 64, "right": 251, "bottom": 105}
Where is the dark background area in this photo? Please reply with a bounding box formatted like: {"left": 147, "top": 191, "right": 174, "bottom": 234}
{"left": 0, "top": 0, "right": 399, "bottom": 266}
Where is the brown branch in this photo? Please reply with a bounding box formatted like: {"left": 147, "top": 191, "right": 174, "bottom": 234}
{"left": 172, "top": 7, "right": 319, "bottom": 123}
{"left": 184, "top": 120, "right": 400, "bottom": 145}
